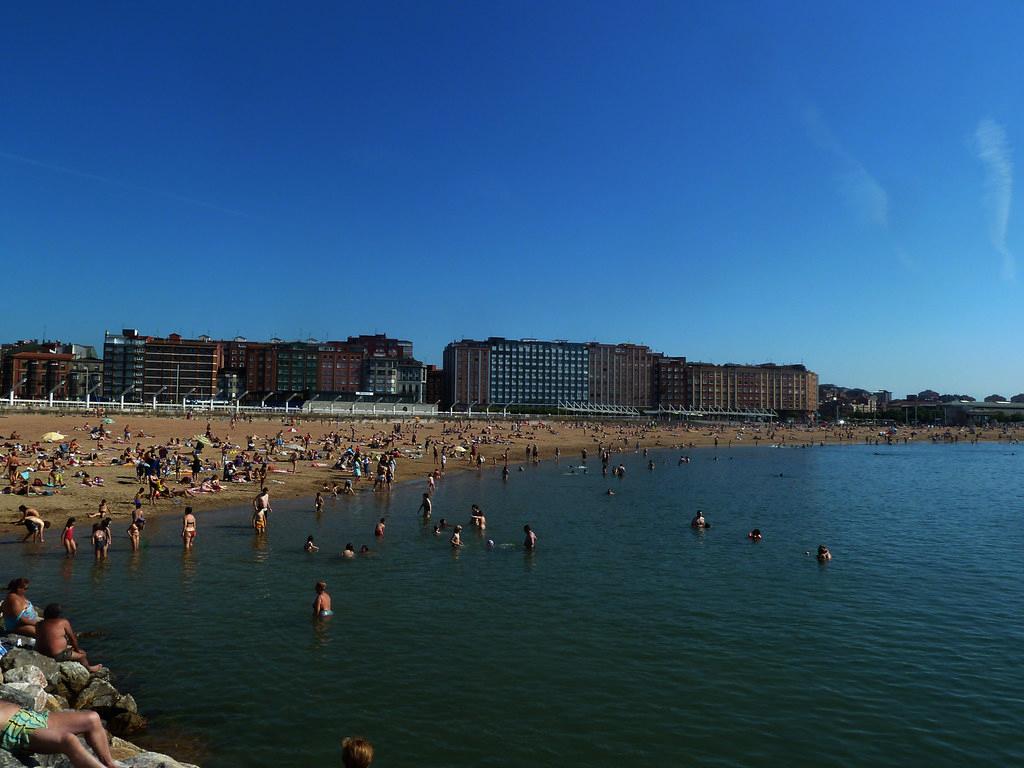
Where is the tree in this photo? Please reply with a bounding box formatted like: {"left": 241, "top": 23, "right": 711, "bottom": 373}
{"left": 984, "top": 394, "right": 1007, "bottom": 403}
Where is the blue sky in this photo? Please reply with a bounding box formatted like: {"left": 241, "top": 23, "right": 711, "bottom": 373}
{"left": 1, "top": 1, "right": 1022, "bottom": 398}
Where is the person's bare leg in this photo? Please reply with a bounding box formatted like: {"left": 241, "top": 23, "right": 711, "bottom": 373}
{"left": 27, "top": 726, "right": 107, "bottom": 768}
{"left": 44, "top": 710, "right": 117, "bottom": 768}
{"left": 70, "top": 649, "right": 103, "bottom": 674}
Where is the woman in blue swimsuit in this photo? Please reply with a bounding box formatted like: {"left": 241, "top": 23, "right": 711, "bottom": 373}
{"left": 1, "top": 578, "right": 39, "bottom": 637}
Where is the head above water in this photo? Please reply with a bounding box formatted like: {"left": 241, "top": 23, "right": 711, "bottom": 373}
{"left": 341, "top": 737, "right": 374, "bottom": 768}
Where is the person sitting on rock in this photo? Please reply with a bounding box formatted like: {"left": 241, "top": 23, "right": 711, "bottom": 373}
{"left": 34, "top": 603, "right": 103, "bottom": 673}
{"left": 1, "top": 577, "right": 39, "bottom": 637}
{"left": 0, "top": 700, "right": 119, "bottom": 768}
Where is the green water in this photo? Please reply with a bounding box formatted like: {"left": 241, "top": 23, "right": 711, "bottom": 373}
{"left": 5, "top": 443, "right": 1023, "bottom": 766}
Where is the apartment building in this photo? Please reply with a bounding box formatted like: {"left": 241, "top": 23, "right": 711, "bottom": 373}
{"left": 685, "top": 363, "right": 817, "bottom": 416}
{"left": 141, "top": 334, "right": 223, "bottom": 402}
{"left": 587, "top": 343, "right": 657, "bottom": 407}
{"left": 102, "top": 330, "right": 148, "bottom": 401}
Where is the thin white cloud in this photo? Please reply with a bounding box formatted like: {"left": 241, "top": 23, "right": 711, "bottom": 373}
{"left": 972, "top": 119, "right": 1015, "bottom": 281}
{"left": 803, "top": 105, "right": 914, "bottom": 269}
{"left": 0, "top": 150, "right": 248, "bottom": 218}
{"left": 803, "top": 106, "right": 890, "bottom": 229}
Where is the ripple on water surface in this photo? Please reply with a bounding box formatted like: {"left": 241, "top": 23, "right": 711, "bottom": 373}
{"left": 9, "top": 443, "right": 1024, "bottom": 767}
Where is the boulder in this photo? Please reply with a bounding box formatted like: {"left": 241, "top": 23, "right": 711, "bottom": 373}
{"left": 3, "top": 664, "right": 48, "bottom": 688}
{"left": 116, "top": 693, "right": 138, "bottom": 714}
{"left": 58, "top": 661, "right": 90, "bottom": 693}
{"left": 110, "top": 736, "right": 145, "bottom": 760}
{"left": 0, "top": 750, "right": 28, "bottom": 768}
{"left": 0, "top": 649, "right": 59, "bottom": 685}
{"left": 109, "top": 711, "right": 147, "bottom": 736}
{"left": 74, "top": 679, "right": 119, "bottom": 709}
{"left": 0, "top": 681, "right": 47, "bottom": 710}
{"left": 45, "top": 692, "right": 70, "bottom": 711}
{"left": 119, "top": 753, "right": 191, "bottom": 768}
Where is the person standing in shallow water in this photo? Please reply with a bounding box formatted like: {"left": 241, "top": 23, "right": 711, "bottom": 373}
{"left": 523, "top": 524, "right": 537, "bottom": 550}
{"left": 181, "top": 506, "right": 197, "bottom": 549}
{"left": 313, "top": 581, "right": 333, "bottom": 618}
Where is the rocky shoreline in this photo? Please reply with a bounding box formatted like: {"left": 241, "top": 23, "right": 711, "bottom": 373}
{"left": 0, "top": 639, "right": 197, "bottom": 768}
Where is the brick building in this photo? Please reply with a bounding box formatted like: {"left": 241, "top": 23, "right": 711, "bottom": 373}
{"left": 684, "top": 363, "right": 817, "bottom": 416}
{"left": 141, "top": 334, "right": 223, "bottom": 402}
{"left": 587, "top": 342, "right": 657, "bottom": 407}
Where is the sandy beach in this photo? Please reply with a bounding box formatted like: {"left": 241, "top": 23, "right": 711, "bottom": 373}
{"left": 2, "top": 411, "right": 1018, "bottom": 533}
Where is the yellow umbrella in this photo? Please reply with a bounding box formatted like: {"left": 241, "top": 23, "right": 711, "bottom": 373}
{"left": 41, "top": 432, "right": 66, "bottom": 442}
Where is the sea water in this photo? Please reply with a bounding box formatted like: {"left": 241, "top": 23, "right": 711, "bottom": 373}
{"left": 5, "top": 442, "right": 1023, "bottom": 767}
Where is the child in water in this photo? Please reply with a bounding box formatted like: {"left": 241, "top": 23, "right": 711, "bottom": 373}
{"left": 62, "top": 517, "right": 77, "bottom": 557}
{"left": 305, "top": 535, "right": 319, "bottom": 553}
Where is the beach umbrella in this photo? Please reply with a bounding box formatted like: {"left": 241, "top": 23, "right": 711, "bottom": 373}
{"left": 102, "top": 418, "right": 114, "bottom": 424}
{"left": 453, "top": 446, "right": 468, "bottom": 453}
{"left": 41, "top": 432, "right": 66, "bottom": 442}
{"left": 194, "top": 435, "right": 214, "bottom": 447}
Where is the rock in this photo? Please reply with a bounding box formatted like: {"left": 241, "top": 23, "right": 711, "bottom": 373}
{"left": 0, "top": 681, "right": 47, "bottom": 710}
{"left": 116, "top": 693, "right": 138, "bottom": 714}
{"left": 0, "top": 749, "right": 28, "bottom": 768}
{"left": 74, "top": 679, "right": 119, "bottom": 709}
{"left": 45, "top": 692, "right": 70, "bottom": 711}
{"left": 110, "top": 736, "right": 144, "bottom": 760}
{"left": 119, "top": 753, "right": 190, "bottom": 768}
{"left": 0, "top": 649, "right": 59, "bottom": 685}
{"left": 3, "top": 664, "right": 48, "bottom": 688}
{"left": 109, "top": 711, "right": 147, "bottom": 736}
{"left": 58, "top": 661, "right": 90, "bottom": 693}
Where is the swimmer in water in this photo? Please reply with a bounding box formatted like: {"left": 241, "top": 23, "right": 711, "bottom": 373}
{"left": 817, "top": 545, "right": 832, "bottom": 562}
{"left": 748, "top": 528, "right": 762, "bottom": 542}
{"left": 418, "top": 493, "right": 432, "bottom": 519}
{"left": 374, "top": 518, "right": 386, "bottom": 537}
{"left": 305, "top": 535, "right": 319, "bottom": 553}
{"left": 343, "top": 543, "right": 355, "bottom": 558}
{"left": 450, "top": 525, "right": 463, "bottom": 548}
{"left": 315, "top": 492, "right": 324, "bottom": 513}
{"left": 313, "top": 581, "right": 333, "bottom": 618}
{"left": 690, "top": 510, "right": 707, "bottom": 529}
{"left": 439, "top": 518, "right": 449, "bottom": 530}
{"left": 432, "top": 525, "right": 441, "bottom": 536}
{"left": 606, "top": 489, "right": 615, "bottom": 496}
{"left": 523, "top": 524, "right": 537, "bottom": 550}
{"left": 359, "top": 544, "right": 370, "bottom": 554}
{"left": 470, "top": 504, "right": 486, "bottom": 529}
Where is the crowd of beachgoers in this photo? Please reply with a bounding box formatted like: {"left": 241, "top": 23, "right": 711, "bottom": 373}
{"left": 2, "top": 410, "right": 1020, "bottom": 765}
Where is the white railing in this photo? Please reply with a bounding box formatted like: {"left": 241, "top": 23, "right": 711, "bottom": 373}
{"left": 0, "top": 394, "right": 436, "bottom": 418}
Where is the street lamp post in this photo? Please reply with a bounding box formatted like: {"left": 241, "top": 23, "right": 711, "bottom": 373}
{"left": 153, "top": 385, "right": 168, "bottom": 409}
{"left": 10, "top": 377, "right": 28, "bottom": 405}
{"left": 85, "top": 381, "right": 102, "bottom": 409}
{"left": 119, "top": 386, "right": 135, "bottom": 410}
